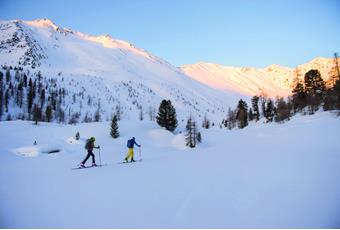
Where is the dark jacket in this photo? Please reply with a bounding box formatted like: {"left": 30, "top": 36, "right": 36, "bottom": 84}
{"left": 86, "top": 141, "right": 95, "bottom": 151}
{"left": 127, "top": 138, "right": 140, "bottom": 148}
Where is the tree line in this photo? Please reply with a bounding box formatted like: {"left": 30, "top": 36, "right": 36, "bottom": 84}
{"left": 223, "top": 53, "right": 340, "bottom": 129}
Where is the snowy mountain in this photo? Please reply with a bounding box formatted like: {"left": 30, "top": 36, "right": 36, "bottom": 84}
{"left": 182, "top": 57, "right": 335, "bottom": 97}
{"left": 0, "top": 18, "right": 335, "bottom": 124}
{"left": 0, "top": 18, "right": 240, "bottom": 123}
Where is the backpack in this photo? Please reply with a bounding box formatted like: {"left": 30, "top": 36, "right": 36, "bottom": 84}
{"left": 85, "top": 139, "right": 91, "bottom": 150}
{"left": 127, "top": 139, "right": 133, "bottom": 148}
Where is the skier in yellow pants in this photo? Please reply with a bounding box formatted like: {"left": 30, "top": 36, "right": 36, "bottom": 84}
{"left": 125, "top": 137, "right": 141, "bottom": 162}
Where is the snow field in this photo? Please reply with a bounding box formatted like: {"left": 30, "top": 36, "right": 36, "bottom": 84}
{"left": 0, "top": 112, "right": 339, "bottom": 228}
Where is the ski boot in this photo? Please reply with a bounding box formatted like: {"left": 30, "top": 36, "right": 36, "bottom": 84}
{"left": 92, "top": 163, "right": 97, "bottom": 167}
{"left": 130, "top": 158, "right": 135, "bottom": 162}
{"left": 80, "top": 163, "right": 85, "bottom": 168}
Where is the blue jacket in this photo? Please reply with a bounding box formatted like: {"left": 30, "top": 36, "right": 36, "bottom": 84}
{"left": 127, "top": 138, "right": 140, "bottom": 148}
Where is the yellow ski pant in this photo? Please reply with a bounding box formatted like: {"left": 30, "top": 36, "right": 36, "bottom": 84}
{"left": 125, "top": 148, "right": 134, "bottom": 160}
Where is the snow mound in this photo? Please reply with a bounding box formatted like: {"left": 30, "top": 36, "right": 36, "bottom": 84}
{"left": 12, "top": 146, "right": 40, "bottom": 157}
{"left": 147, "top": 129, "right": 186, "bottom": 150}
{"left": 12, "top": 144, "right": 62, "bottom": 157}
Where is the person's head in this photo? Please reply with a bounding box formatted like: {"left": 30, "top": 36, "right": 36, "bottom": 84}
{"left": 132, "top": 137, "right": 135, "bottom": 140}
{"left": 90, "top": 137, "right": 95, "bottom": 142}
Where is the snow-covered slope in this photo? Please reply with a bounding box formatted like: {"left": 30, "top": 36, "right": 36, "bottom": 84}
{"left": 182, "top": 57, "right": 335, "bottom": 97}
{"left": 0, "top": 18, "right": 335, "bottom": 124}
{"left": 0, "top": 18, "right": 242, "bottom": 123}
{"left": 0, "top": 112, "right": 339, "bottom": 228}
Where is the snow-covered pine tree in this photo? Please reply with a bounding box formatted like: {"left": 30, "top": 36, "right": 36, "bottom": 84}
{"left": 110, "top": 115, "right": 119, "bottom": 138}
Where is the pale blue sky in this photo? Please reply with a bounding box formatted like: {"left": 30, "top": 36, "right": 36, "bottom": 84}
{"left": 1, "top": 0, "right": 339, "bottom": 67}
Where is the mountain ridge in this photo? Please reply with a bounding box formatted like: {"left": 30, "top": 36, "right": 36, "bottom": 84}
{"left": 181, "top": 57, "right": 334, "bottom": 97}
{"left": 0, "top": 18, "right": 336, "bottom": 123}
{"left": 0, "top": 18, "right": 239, "bottom": 123}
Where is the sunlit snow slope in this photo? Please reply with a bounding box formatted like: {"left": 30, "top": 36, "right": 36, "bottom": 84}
{"left": 0, "top": 19, "right": 242, "bottom": 122}
{"left": 182, "top": 57, "right": 334, "bottom": 97}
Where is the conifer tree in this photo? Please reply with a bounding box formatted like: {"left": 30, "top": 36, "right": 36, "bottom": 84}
{"left": 45, "top": 105, "right": 52, "bottom": 122}
{"left": 75, "top": 132, "right": 80, "bottom": 141}
{"left": 94, "top": 108, "right": 101, "bottom": 122}
{"left": 40, "top": 89, "right": 45, "bottom": 109}
{"left": 248, "top": 108, "right": 254, "bottom": 121}
{"left": 185, "top": 115, "right": 197, "bottom": 148}
{"left": 197, "top": 132, "right": 202, "bottom": 143}
{"left": 236, "top": 99, "right": 248, "bottom": 128}
{"left": 139, "top": 106, "right": 144, "bottom": 120}
{"left": 156, "top": 99, "right": 178, "bottom": 132}
{"left": 5, "top": 69, "right": 10, "bottom": 82}
{"left": 251, "top": 96, "right": 260, "bottom": 121}
{"left": 226, "top": 107, "right": 236, "bottom": 130}
{"left": 292, "top": 80, "right": 306, "bottom": 112}
{"left": 334, "top": 78, "right": 340, "bottom": 109}
{"left": 33, "top": 104, "right": 42, "bottom": 125}
{"left": 265, "top": 99, "right": 275, "bottom": 122}
{"left": 275, "top": 97, "right": 290, "bottom": 122}
{"left": 202, "top": 113, "right": 210, "bottom": 129}
{"left": 27, "top": 78, "right": 34, "bottom": 115}
{"left": 304, "top": 69, "right": 325, "bottom": 114}
{"left": 110, "top": 115, "right": 119, "bottom": 138}
{"left": 115, "top": 103, "right": 122, "bottom": 121}
{"left": 4, "top": 89, "right": 9, "bottom": 113}
{"left": 327, "top": 52, "right": 340, "bottom": 87}
{"left": 17, "top": 82, "right": 23, "bottom": 108}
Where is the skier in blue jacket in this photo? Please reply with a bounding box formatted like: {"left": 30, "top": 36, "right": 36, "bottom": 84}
{"left": 124, "top": 137, "right": 141, "bottom": 162}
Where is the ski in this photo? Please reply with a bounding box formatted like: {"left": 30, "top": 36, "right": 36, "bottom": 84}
{"left": 118, "top": 160, "right": 142, "bottom": 164}
{"left": 72, "top": 164, "right": 107, "bottom": 170}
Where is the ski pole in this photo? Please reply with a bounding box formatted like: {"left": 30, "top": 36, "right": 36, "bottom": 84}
{"left": 139, "top": 146, "right": 142, "bottom": 161}
{"left": 98, "top": 147, "right": 102, "bottom": 166}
